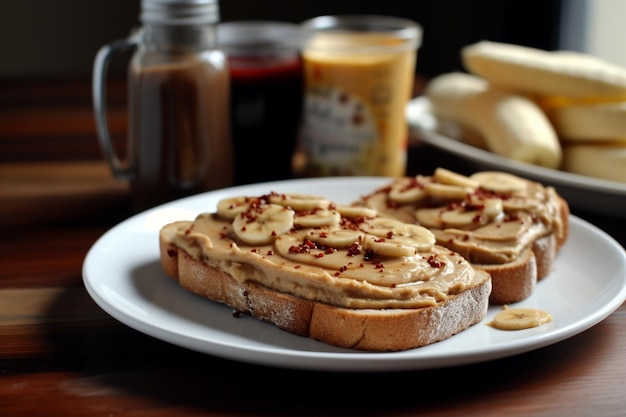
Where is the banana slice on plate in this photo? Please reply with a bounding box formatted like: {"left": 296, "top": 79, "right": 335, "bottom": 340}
{"left": 233, "top": 204, "right": 295, "bottom": 245}
{"left": 490, "top": 307, "right": 553, "bottom": 330}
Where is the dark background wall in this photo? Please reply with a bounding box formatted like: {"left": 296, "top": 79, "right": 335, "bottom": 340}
{"left": 0, "top": 0, "right": 562, "bottom": 80}
{"left": 220, "top": 0, "right": 563, "bottom": 79}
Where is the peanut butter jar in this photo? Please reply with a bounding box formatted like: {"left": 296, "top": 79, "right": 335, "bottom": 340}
{"left": 299, "top": 15, "right": 422, "bottom": 177}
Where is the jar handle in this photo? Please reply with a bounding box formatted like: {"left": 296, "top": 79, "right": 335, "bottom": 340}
{"left": 92, "top": 33, "right": 139, "bottom": 181}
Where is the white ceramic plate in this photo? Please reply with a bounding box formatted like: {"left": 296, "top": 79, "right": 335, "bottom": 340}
{"left": 83, "top": 178, "right": 626, "bottom": 372}
{"left": 406, "top": 97, "right": 626, "bottom": 217}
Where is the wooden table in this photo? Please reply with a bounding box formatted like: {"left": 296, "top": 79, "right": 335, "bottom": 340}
{"left": 1, "top": 78, "right": 625, "bottom": 417}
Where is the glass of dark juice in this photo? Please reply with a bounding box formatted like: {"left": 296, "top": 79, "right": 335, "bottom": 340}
{"left": 218, "top": 21, "right": 303, "bottom": 185}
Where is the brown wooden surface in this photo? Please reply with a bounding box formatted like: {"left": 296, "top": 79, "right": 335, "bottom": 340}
{"left": 1, "top": 78, "right": 625, "bottom": 417}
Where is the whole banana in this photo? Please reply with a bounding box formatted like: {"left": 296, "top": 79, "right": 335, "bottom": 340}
{"left": 425, "top": 72, "right": 562, "bottom": 169}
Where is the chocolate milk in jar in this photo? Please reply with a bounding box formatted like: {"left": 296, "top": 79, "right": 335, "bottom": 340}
{"left": 93, "top": 0, "right": 233, "bottom": 211}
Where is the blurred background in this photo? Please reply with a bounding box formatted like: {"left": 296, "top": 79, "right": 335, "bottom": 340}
{"left": 0, "top": 0, "right": 624, "bottom": 166}
{"left": 1, "top": 0, "right": 624, "bottom": 223}
{"left": 2, "top": 0, "right": 624, "bottom": 80}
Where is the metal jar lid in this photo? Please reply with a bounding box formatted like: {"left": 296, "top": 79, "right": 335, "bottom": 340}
{"left": 140, "top": 0, "right": 219, "bottom": 25}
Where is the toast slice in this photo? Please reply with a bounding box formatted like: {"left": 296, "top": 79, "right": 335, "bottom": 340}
{"left": 356, "top": 168, "right": 569, "bottom": 304}
{"left": 159, "top": 193, "right": 492, "bottom": 351}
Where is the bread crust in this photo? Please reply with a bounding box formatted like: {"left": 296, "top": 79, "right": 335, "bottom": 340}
{"left": 475, "top": 247, "right": 536, "bottom": 305}
{"left": 476, "top": 225, "right": 561, "bottom": 305}
{"left": 160, "top": 238, "right": 492, "bottom": 352}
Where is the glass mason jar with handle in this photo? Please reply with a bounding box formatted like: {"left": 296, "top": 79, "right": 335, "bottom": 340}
{"left": 93, "top": 0, "right": 233, "bottom": 211}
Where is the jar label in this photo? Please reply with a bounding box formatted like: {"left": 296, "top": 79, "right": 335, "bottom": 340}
{"left": 301, "top": 37, "right": 415, "bottom": 177}
{"left": 302, "top": 87, "right": 378, "bottom": 176}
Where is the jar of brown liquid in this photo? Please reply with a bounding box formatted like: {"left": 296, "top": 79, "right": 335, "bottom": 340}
{"left": 93, "top": 0, "right": 233, "bottom": 211}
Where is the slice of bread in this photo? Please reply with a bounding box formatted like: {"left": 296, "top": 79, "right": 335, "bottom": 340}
{"left": 356, "top": 168, "right": 570, "bottom": 305}
{"left": 159, "top": 193, "right": 492, "bottom": 351}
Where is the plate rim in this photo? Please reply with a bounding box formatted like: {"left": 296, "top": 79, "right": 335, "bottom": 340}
{"left": 82, "top": 177, "right": 626, "bottom": 372}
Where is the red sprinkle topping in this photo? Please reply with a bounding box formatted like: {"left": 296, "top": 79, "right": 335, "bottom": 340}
{"left": 426, "top": 254, "right": 446, "bottom": 268}
{"left": 347, "top": 242, "right": 363, "bottom": 257}
{"left": 506, "top": 213, "right": 521, "bottom": 222}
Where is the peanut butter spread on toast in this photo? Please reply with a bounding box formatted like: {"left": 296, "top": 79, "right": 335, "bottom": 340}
{"left": 165, "top": 192, "right": 485, "bottom": 309}
{"left": 358, "top": 169, "right": 566, "bottom": 265}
